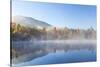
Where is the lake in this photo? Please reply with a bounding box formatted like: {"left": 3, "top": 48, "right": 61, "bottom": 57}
{"left": 12, "top": 40, "right": 96, "bottom": 67}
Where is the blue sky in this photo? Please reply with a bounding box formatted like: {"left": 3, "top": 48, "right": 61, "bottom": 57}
{"left": 12, "top": 0, "right": 96, "bottom": 29}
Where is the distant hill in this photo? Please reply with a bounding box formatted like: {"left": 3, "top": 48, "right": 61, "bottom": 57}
{"left": 12, "top": 16, "right": 52, "bottom": 28}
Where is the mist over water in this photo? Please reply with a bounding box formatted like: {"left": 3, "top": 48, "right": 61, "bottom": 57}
{"left": 12, "top": 39, "right": 96, "bottom": 67}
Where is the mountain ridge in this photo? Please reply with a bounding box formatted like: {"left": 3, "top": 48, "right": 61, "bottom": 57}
{"left": 12, "top": 16, "right": 52, "bottom": 28}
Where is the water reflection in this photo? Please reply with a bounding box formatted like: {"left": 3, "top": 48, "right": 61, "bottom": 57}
{"left": 12, "top": 40, "right": 96, "bottom": 65}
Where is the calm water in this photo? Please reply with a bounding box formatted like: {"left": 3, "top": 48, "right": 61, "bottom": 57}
{"left": 12, "top": 40, "right": 96, "bottom": 67}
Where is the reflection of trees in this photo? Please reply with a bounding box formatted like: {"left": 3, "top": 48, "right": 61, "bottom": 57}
{"left": 11, "top": 41, "right": 96, "bottom": 63}
{"left": 12, "top": 41, "right": 96, "bottom": 61}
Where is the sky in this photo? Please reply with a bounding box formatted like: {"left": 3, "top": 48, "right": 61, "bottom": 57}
{"left": 12, "top": 0, "right": 96, "bottom": 29}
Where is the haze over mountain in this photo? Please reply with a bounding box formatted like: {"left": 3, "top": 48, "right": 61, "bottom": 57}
{"left": 12, "top": 16, "right": 52, "bottom": 28}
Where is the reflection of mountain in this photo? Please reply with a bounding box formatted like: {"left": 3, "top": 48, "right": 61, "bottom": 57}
{"left": 12, "top": 16, "right": 52, "bottom": 28}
